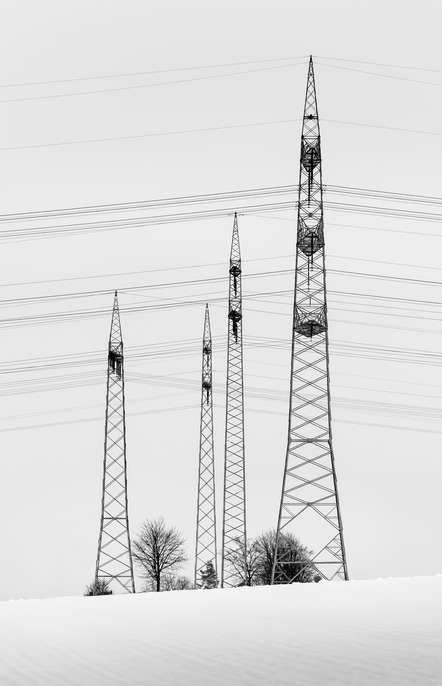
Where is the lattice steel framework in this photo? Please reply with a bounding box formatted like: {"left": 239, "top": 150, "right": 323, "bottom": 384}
{"left": 272, "top": 57, "right": 348, "bottom": 583}
{"left": 194, "top": 305, "right": 218, "bottom": 587}
{"left": 95, "top": 291, "right": 135, "bottom": 593}
{"left": 221, "top": 213, "right": 247, "bottom": 587}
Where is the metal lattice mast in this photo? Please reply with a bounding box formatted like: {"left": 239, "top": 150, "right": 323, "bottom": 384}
{"left": 272, "top": 57, "right": 348, "bottom": 583}
{"left": 194, "top": 304, "right": 218, "bottom": 587}
{"left": 221, "top": 213, "right": 247, "bottom": 587}
{"left": 95, "top": 291, "right": 135, "bottom": 593}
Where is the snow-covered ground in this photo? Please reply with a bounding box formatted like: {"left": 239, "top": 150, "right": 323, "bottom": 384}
{"left": 1, "top": 576, "right": 441, "bottom": 685}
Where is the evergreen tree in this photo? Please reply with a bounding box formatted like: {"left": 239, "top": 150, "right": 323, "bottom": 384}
{"left": 200, "top": 560, "right": 218, "bottom": 589}
{"left": 84, "top": 579, "right": 113, "bottom": 596}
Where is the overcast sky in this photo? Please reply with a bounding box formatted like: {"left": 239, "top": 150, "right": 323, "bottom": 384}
{"left": 0, "top": 0, "right": 441, "bottom": 600}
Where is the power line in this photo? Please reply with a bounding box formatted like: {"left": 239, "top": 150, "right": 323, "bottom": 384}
{"left": 1, "top": 182, "right": 441, "bottom": 225}
{"left": 0, "top": 245, "right": 438, "bottom": 293}
{"left": 329, "top": 269, "right": 442, "bottom": 288}
{"left": 0, "top": 119, "right": 302, "bottom": 154}
{"left": 328, "top": 253, "right": 442, "bottom": 273}
{"left": 1, "top": 182, "right": 440, "bottom": 225}
{"left": 315, "top": 55, "right": 442, "bottom": 75}
{"left": 1, "top": 200, "right": 442, "bottom": 246}
{"left": 0, "top": 184, "right": 298, "bottom": 223}
{"left": 1, "top": 264, "right": 441, "bottom": 313}
{"left": 326, "top": 185, "right": 442, "bottom": 208}
{"left": 0, "top": 55, "right": 308, "bottom": 89}
{"left": 3, "top": 373, "right": 442, "bottom": 434}
{"left": 0, "top": 269, "right": 292, "bottom": 311}
{"left": 326, "top": 200, "right": 442, "bottom": 223}
{"left": 2, "top": 263, "right": 442, "bottom": 330}
{"left": 323, "top": 118, "right": 442, "bottom": 139}
{"left": 0, "top": 251, "right": 293, "bottom": 290}
{"left": 316, "top": 60, "right": 442, "bottom": 88}
{"left": 254, "top": 212, "right": 442, "bottom": 241}
{"left": 2, "top": 323, "right": 442, "bottom": 390}
{"left": 0, "top": 62, "right": 306, "bottom": 106}
{"left": 3, "top": 117, "right": 442, "bottom": 155}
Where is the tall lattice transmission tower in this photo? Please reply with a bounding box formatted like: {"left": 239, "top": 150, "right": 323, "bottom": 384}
{"left": 272, "top": 57, "right": 348, "bottom": 583}
{"left": 95, "top": 291, "right": 135, "bottom": 593}
{"left": 194, "top": 304, "right": 218, "bottom": 587}
{"left": 221, "top": 213, "right": 247, "bottom": 587}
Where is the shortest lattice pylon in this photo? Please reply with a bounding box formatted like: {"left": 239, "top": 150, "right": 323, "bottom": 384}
{"left": 95, "top": 291, "right": 135, "bottom": 593}
{"left": 194, "top": 304, "right": 218, "bottom": 587}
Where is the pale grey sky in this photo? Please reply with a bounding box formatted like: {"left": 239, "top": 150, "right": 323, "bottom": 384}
{"left": 0, "top": 0, "right": 441, "bottom": 599}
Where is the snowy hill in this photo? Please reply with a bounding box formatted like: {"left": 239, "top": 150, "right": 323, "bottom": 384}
{"left": 1, "top": 576, "right": 441, "bottom": 685}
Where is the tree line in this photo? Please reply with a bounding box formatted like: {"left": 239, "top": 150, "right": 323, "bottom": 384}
{"left": 85, "top": 517, "right": 317, "bottom": 595}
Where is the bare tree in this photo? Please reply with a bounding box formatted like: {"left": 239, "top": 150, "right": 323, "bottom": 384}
{"left": 170, "top": 575, "right": 193, "bottom": 590}
{"left": 223, "top": 537, "right": 262, "bottom": 587}
{"left": 224, "top": 530, "right": 315, "bottom": 586}
{"left": 160, "top": 574, "right": 193, "bottom": 591}
{"left": 132, "top": 517, "right": 188, "bottom": 592}
{"left": 142, "top": 574, "right": 193, "bottom": 592}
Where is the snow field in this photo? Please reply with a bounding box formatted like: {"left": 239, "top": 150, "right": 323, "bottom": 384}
{"left": 0, "top": 576, "right": 441, "bottom": 685}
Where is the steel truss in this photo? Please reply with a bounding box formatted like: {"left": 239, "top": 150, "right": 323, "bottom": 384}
{"left": 95, "top": 291, "right": 135, "bottom": 593}
{"left": 272, "top": 58, "right": 348, "bottom": 583}
{"left": 221, "top": 213, "right": 247, "bottom": 587}
{"left": 194, "top": 305, "right": 218, "bottom": 587}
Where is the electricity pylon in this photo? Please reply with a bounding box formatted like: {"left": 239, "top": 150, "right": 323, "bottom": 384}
{"left": 272, "top": 57, "right": 348, "bottom": 583}
{"left": 95, "top": 291, "right": 135, "bottom": 593}
{"left": 221, "top": 213, "right": 247, "bottom": 587}
{"left": 194, "top": 304, "right": 218, "bottom": 588}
